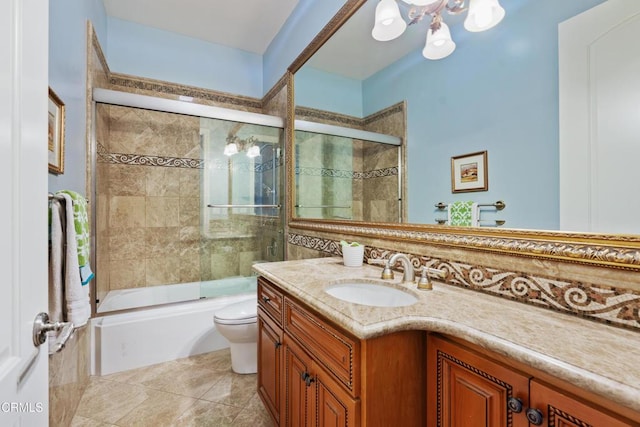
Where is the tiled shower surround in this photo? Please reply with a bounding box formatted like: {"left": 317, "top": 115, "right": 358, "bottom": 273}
{"left": 295, "top": 136, "right": 399, "bottom": 222}
{"left": 295, "top": 103, "right": 405, "bottom": 222}
{"left": 95, "top": 104, "right": 281, "bottom": 305}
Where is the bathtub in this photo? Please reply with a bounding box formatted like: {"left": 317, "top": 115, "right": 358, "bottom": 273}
{"left": 91, "top": 276, "right": 257, "bottom": 376}
{"left": 97, "top": 276, "right": 258, "bottom": 313}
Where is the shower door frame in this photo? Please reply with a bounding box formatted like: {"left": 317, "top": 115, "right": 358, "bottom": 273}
{"left": 90, "top": 89, "right": 285, "bottom": 315}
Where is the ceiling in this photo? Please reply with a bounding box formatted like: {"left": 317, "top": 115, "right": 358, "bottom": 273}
{"left": 103, "top": 0, "right": 431, "bottom": 80}
{"left": 306, "top": 1, "right": 426, "bottom": 80}
{"left": 103, "top": 0, "right": 299, "bottom": 55}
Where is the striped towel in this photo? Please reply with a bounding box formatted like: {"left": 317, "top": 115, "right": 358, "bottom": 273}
{"left": 56, "top": 190, "right": 94, "bottom": 285}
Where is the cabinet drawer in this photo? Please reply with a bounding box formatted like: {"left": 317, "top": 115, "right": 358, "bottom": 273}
{"left": 284, "top": 296, "right": 359, "bottom": 395}
{"left": 258, "top": 277, "right": 284, "bottom": 325}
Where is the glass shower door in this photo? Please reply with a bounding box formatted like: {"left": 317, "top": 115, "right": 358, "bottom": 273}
{"left": 201, "top": 118, "right": 284, "bottom": 281}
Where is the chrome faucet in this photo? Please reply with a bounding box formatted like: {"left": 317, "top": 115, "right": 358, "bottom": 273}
{"left": 388, "top": 253, "right": 416, "bottom": 283}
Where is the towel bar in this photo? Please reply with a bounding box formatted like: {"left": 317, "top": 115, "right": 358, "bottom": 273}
{"left": 435, "top": 200, "right": 505, "bottom": 211}
{"left": 436, "top": 218, "right": 506, "bottom": 227}
{"left": 48, "top": 193, "right": 90, "bottom": 204}
{"left": 207, "top": 204, "right": 280, "bottom": 208}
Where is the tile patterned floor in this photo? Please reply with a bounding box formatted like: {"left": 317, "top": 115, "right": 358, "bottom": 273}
{"left": 71, "top": 349, "right": 273, "bottom": 427}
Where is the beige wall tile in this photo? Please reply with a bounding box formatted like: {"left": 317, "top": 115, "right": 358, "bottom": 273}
{"left": 108, "top": 164, "right": 147, "bottom": 196}
{"left": 179, "top": 168, "right": 200, "bottom": 197}
{"left": 108, "top": 227, "right": 146, "bottom": 261}
{"left": 145, "top": 227, "right": 181, "bottom": 258}
{"left": 109, "top": 259, "right": 146, "bottom": 290}
{"left": 49, "top": 327, "right": 90, "bottom": 427}
{"left": 239, "top": 251, "right": 262, "bottom": 276}
{"left": 146, "top": 167, "right": 181, "bottom": 197}
{"left": 109, "top": 196, "right": 146, "bottom": 229}
{"left": 179, "top": 254, "right": 201, "bottom": 283}
{"left": 210, "top": 252, "right": 239, "bottom": 279}
{"left": 146, "top": 257, "right": 182, "bottom": 286}
{"left": 180, "top": 197, "right": 201, "bottom": 227}
{"left": 146, "top": 197, "right": 180, "bottom": 227}
{"left": 180, "top": 225, "right": 200, "bottom": 242}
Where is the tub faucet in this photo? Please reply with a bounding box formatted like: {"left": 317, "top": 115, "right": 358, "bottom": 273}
{"left": 387, "top": 253, "right": 416, "bottom": 283}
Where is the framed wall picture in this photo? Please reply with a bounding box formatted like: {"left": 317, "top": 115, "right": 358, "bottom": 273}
{"left": 48, "top": 87, "right": 65, "bottom": 174}
{"left": 451, "top": 150, "right": 488, "bottom": 193}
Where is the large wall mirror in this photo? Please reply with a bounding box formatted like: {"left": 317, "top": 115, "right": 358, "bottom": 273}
{"left": 289, "top": 0, "right": 640, "bottom": 241}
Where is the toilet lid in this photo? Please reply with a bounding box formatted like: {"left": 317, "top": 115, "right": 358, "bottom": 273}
{"left": 214, "top": 297, "right": 257, "bottom": 325}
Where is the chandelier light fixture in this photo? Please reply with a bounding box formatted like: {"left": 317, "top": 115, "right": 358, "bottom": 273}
{"left": 372, "top": 0, "right": 505, "bottom": 60}
{"left": 224, "top": 135, "right": 261, "bottom": 158}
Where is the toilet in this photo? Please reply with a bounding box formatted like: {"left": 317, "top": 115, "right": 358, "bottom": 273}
{"left": 213, "top": 296, "right": 258, "bottom": 374}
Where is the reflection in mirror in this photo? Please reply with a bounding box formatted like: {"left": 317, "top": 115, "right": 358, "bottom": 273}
{"left": 202, "top": 119, "right": 283, "bottom": 229}
{"left": 292, "top": 0, "right": 640, "bottom": 235}
{"left": 294, "top": 125, "right": 402, "bottom": 222}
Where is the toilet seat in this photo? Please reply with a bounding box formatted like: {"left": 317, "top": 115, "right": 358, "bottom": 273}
{"left": 214, "top": 297, "right": 257, "bottom": 325}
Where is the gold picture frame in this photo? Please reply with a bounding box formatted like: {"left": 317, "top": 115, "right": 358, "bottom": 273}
{"left": 48, "top": 87, "right": 65, "bottom": 174}
{"left": 451, "top": 150, "right": 488, "bottom": 193}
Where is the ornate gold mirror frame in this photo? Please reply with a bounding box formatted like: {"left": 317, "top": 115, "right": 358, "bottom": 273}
{"left": 285, "top": 0, "right": 640, "bottom": 271}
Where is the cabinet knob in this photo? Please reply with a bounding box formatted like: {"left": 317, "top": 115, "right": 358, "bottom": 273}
{"left": 262, "top": 296, "right": 271, "bottom": 303}
{"left": 305, "top": 375, "right": 315, "bottom": 387}
{"left": 300, "top": 371, "right": 315, "bottom": 387}
{"left": 526, "top": 408, "right": 544, "bottom": 425}
{"left": 507, "top": 397, "right": 523, "bottom": 413}
{"left": 275, "top": 341, "right": 281, "bottom": 349}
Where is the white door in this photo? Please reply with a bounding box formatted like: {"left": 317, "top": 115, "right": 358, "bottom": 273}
{"left": 0, "top": 0, "right": 50, "bottom": 425}
{"left": 559, "top": 0, "right": 640, "bottom": 233}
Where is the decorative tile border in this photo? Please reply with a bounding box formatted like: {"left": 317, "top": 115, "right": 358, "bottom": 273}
{"left": 262, "top": 73, "right": 288, "bottom": 107}
{"left": 363, "top": 102, "right": 405, "bottom": 126}
{"left": 295, "top": 102, "right": 405, "bottom": 130}
{"left": 110, "top": 73, "right": 264, "bottom": 111}
{"left": 295, "top": 106, "right": 363, "bottom": 128}
{"left": 287, "top": 232, "right": 640, "bottom": 331}
{"left": 295, "top": 166, "right": 398, "bottom": 180}
{"left": 97, "top": 141, "right": 282, "bottom": 172}
{"left": 98, "top": 151, "right": 204, "bottom": 169}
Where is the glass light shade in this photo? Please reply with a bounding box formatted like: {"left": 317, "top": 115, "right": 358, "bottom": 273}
{"left": 422, "top": 22, "right": 456, "bottom": 60}
{"left": 246, "top": 145, "right": 261, "bottom": 158}
{"left": 464, "top": 0, "right": 505, "bottom": 32}
{"left": 223, "top": 142, "right": 238, "bottom": 156}
{"left": 404, "top": 0, "right": 440, "bottom": 5}
{"left": 372, "top": 0, "right": 407, "bottom": 41}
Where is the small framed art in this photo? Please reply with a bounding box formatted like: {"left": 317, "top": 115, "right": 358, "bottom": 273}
{"left": 48, "top": 87, "right": 65, "bottom": 174}
{"left": 451, "top": 150, "right": 487, "bottom": 193}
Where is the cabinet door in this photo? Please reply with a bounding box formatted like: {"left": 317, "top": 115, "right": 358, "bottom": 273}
{"left": 284, "top": 335, "right": 315, "bottom": 427}
{"left": 315, "top": 363, "right": 360, "bottom": 427}
{"left": 427, "top": 335, "right": 530, "bottom": 427}
{"left": 529, "top": 380, "right": 637, "bottom": 427}
{"left": 258, "top": 308, "right": 283, "bottom": 425}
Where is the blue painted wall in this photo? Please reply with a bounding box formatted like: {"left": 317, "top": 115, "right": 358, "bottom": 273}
{"left": 107, "top": 17, "right": 263, "bottom": 98}
{"left": 263, "top": 0, "right": 346, "bottom": 93}
{"left": 49, "top": 0, "right": 107, "bottom": 193}
{"left": 48, "top": 0, "right": 345, "bottom": 194}
{"left": 362, "top": 0, "right": 605, "bottom": 229}
{"left": 295, "top": 67, "right": 363, "bottom": 117}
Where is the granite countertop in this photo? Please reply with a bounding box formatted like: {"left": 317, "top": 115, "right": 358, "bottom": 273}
{"left": 253, "top": 257, "right": 640, "bottom": 414}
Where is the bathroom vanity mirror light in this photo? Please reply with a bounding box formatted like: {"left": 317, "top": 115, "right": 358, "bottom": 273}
{"left": 372, "top": 0, "right": 505, "bottom": 60}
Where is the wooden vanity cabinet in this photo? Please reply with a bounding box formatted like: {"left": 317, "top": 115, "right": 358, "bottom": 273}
{"left": 257, "top": 278, "right": 285, "bottom": 424}
{"left": 258, "top": 306, "right": 283, "bottom": 425}
{"left": 427, "top": 334, "right": 530, "bottom": 427}
{"left": 427, "top": 334, "right": 639, "bottom": 427}
{"left": 283, "top": 332, "right": 359, "bottom": 427}
{"left": 257, "top": 277, "right": 425, "bottom": 427}
{"left": 528, "top": 380, "right": 635, "bottom": 427}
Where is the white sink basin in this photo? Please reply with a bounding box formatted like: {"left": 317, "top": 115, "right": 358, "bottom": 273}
{"left": 325, "top": 282, "right": 417, "bottom": 307}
